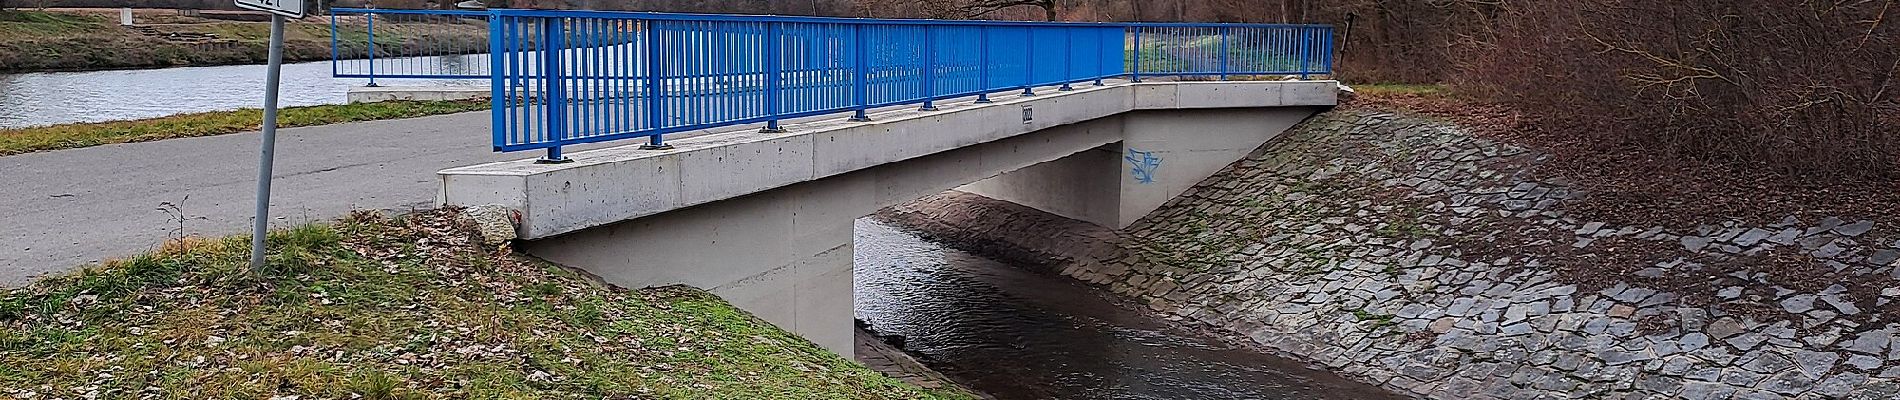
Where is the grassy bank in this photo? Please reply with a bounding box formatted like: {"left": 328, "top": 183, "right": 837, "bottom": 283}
{"left": 0, "top": 209, "right": 968, "bottom": 399}
{"left": 0, "top": 100, "right": 489, "bottom": 156}
{"left": 0, "top": 9, "right": 485, "bottom": 73}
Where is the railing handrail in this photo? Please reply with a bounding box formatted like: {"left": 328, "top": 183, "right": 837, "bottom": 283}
{"left": 332, "top": 7, "right": 1332, "bottom": 29}
{"left": 330, "top": 8, "right": 490, "bottom": 16}
{"left": 328, "top": 8, "right": 1335, "bottom": 160}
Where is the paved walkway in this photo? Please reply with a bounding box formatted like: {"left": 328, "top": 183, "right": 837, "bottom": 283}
{"left": 0, "top": 111, "right": 539, "bottom": 287}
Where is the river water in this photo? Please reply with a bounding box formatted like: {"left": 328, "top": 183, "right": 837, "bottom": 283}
{"left": 0, "top": 55, "right": 485, "bottom": 129}
{"left": 853, "top": 219, "right": 1402, "bottom": 400}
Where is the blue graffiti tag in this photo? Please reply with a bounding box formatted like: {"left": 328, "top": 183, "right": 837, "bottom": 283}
{"left": 1125, "top": 148, "right": 1161, "bottom": 184}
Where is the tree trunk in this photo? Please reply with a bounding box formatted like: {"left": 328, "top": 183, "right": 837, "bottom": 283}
{"left": 1042, "top": 4, "right": 1054, "bottom": 20}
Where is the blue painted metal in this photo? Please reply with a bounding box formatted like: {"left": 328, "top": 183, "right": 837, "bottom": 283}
{"left": 539, "top": 19, "right": 567, "bottom": 162}
{"left": 448, "top": 9, "right": 1333, "bottom": 154}
{"left": 330, "top": 8, "right": 493, "bottom": 81}
{"left": 1130, "top": 27, "right": 1142, "bottom": 82}
{"left": 329, "top": 12, "right": 340, "bottom": 78}
{"left": 849, "top": 24, "right": 871, "bottom": 122}
{"left": 1218, "top": 26, "right": 1230, "bottom": 80}
{"left": 764, "top": 22, "right": 786, "bottom": 132}
{"left": 366, "top": 12, "right": 376, "bottom": 86}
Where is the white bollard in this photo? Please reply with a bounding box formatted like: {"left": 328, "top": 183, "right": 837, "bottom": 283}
{"left": 120, "top": 8, "right": 133, "bottom": 26}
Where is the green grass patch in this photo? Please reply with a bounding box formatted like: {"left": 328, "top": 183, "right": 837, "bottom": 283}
{"left": 0, "top": 100, "right": 490, "bottom": 156}
{"left": 0, "top": 209, "right": 970, "bottom": 399}
{"left": 0, "top": 10, "right": 106, "bottom": 35}
{"left": 1349, "top": 309, "right": 1397, "bottom": 329}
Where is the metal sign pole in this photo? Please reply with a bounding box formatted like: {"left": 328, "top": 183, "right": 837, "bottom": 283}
{"left": 249, "top": 14, "right": 287, "bottom": 271}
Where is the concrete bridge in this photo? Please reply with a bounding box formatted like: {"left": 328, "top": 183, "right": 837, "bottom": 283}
{"left": 437, "top": 79, "right": 1337, "bottom": 355}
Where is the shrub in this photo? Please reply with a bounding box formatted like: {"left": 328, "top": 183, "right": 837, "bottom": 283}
{"left": 1458, "top": 0, "right": 1900, "bottom": 180}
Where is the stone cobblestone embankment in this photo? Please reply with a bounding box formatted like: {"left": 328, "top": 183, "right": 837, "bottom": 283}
{"left": 881, "top": 109, "right": 1900, "bottom": 399}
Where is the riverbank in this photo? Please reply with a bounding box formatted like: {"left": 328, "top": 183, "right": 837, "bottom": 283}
{"left": 0, "top": 99, "right": 487, "bottom": 155}
{"left": 0, "top": 9, "right": 483, "bottom": 73}
{"left": 880, "top": 104, "right": 1900, "bottom": 398}
{"left": 0, "top": 208, "right": 969, "bottom": 399}
{"left": 852, "top": 217, "right": 1401, "bottom": 399}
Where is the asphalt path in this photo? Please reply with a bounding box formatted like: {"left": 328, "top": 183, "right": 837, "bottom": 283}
{"left": 0, "top": 111, "right": 539, "bottom": 287}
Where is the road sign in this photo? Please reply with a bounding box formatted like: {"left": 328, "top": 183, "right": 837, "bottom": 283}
{"left": 235, "top": 0, "right": 304, "bottom": 19}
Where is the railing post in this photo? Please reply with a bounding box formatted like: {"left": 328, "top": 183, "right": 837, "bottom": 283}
{"left": 1059, "top": 27, "right": 1074, "bottom": 91}
{"left": 643, "top": 19, "right": 671, "bottom": 149}
{"left": 975, "top": 25, "right": 992, "bottom": 104}
{"left": 763, "top": 22, "right": 786, "bottom": 132}
{"left": 1093, "top": 28, "right": 1105, "bottom": 86}
{"left": 1322, "top": 26, "right": 1334, "bottom": 76}
{"left": 1218, "top": 26, "right": 1230, "bottom": 80}
{"left": 920, "top": 26, "right": 938, "bottom": 111}
{"left": 329, "top": 11, "right": 339, "bottom": 78}
{"left": 1130, "top": 26, "right": 1142, "bottom": 83}
{"left": 489, "top": 14, "right": 504, "bottom": 152}
{"left": 1021, "top": 28, "right": 1035, "bottom": 97}
{"left": 365, "top": 11, "right": 379, "bottom": 87}
{"left": 1299, "top": 26, "right": 1312, "bottom": 80}
{"left": 850, "top": 24, "right": 872, "bottom": 122}
{"left": 537, "top": 18, "right": 570, "bottom": 163}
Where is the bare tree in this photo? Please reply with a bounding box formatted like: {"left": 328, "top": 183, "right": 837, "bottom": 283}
{"left": 961, "top": 0, "right": 1056, "bottom": 20}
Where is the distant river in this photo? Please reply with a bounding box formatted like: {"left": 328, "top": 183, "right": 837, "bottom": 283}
{"left": 0, "top": 55, "right": 486, "bottom": 129}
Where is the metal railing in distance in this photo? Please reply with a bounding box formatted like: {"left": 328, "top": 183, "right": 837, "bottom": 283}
{"left": 1127, "top": 23, "right": 1332, "bottom": 81}
{"left": 489, "top": 10, "right": 1126, "bottom": 161}
{"left": 329, "top": 8, "right": 491, "bottom": 83}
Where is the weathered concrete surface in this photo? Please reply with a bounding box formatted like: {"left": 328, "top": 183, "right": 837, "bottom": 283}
{"left": 518, "top": 115, "right": 1140, "bottom": 356}
{"left": 347, "top": 85, "right": 492, "bottom": 103}
{"left": 448, "top": 80, "right": 1336, "bottom": 356}
{"left": 961, "top": 107, "right": 1316, "bottom": 227}
{"left": 885, "top": 109, "right": 1900, "bottom": 399}
{"left": 440, "top": 80, "right": 1336, "bottom": 239}
{"left": 0, "top": 94, "right": 975, "bottom": 288}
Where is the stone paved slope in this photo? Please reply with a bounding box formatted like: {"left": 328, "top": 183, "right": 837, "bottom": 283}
{"left": 888, "top": 108, "right": 1900, "bottom": 399}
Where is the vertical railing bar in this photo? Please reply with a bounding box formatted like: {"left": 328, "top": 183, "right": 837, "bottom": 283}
{"left": 1324, "top": 26, "right": 1334, "bottom": 76}
{"left": 764, "top": 21, "right": 785, "bottom": 132}
{"left": 1299, "top": 26, "right": 1310, "bottom": 79}
{"left": 644, "top": 19, "right": 667, "bottom": 148}
{"left": 1021, "top": 27, "right": 1035, "bottom": 96}
{"left": 366, "top": 12, "right": 378, "bottom": 86}
{"left": 329, "top": 11, "right": 339, "bottom": 78}
{"left": 920, "top": 25, "right": 937, "bottom": 111}
{"left": 1130, "top": 26, "right": 1142, "bottom": 82}
{"left": 849, "top": 24, "right": 870, "bottom": 122}
{"left": 1059, "top": 27, "right": 1074, "bottom": 91}
{"left": 489, "top": 13, "right": 504, "bottom": 151}
{"left": 537, "top": 17, "right": 568, "bottom": 163}
{"left": 1219, "top": 26, "right": 1230, "bottom": 80}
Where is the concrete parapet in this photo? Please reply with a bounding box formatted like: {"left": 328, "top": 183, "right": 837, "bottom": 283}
{"left": 439, "top": 80, "right": 1335, "bottom": 240}
{"left": 347, "top": 85, "right": 491, "bottom": 103}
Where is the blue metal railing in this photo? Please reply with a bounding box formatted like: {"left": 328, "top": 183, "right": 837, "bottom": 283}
{"left": 327, "top": 9, "right": 1333, "bottom": 161}
{"left": 1127, "top": 23, "right": 1333, "bottom": 80}
{"left": 330, "top": 8, "right": 492, "bottom": 84}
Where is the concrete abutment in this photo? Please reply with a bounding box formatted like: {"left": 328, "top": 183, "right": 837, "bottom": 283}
{"left": 439, "top": 81, "right": 1335, "bottom": 356}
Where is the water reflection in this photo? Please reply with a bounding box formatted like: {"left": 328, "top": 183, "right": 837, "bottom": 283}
{"left": 853, "top": 219, "right": 1401, "bottom": 400}
{"left": 0, "top": 55, "right": 484, "bottom": 129}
